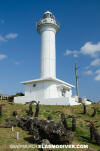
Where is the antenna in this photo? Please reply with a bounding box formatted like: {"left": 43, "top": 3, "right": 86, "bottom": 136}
{"left": 75, "top": 63, "right": 79, "bottom": 97}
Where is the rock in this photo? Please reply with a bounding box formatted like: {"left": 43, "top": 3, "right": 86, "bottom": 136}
{"left": 5, "top": 118, "right": 19, "bottom": 128}
{"left": 41, "top": 139, "right": 51, "bottom": 145}
{"left": 3, "top": 115, "right": 73, "bottom": 145}
{"left": 31, "top": 127, "right": 41, "bottom": 143}
{"left": 94, "top": 128, "right": 100, "bottom": 145}
{"left": 30, "top": 118, "right": 73, "bottom": 144}
{"left": 89, "top": 122, "right": 100, "bottom": 146}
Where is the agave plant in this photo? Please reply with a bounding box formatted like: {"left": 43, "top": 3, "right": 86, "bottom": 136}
{"left": 34, "top": 101, "right": 40, "bottom": 117}
{"left": 0, "top": 105, "right": 2, "bottom": 117}
{"left": 61, "top": 112, "right": 68, "bottom": 130}
{"left": 91, "top": 107, "right": 96, "bottom": 117}
{"left": 83, "top": 103, "right": 86, "bottom": 114}
{"left": 72, "top": 116, "right": 76, "bottom": 131}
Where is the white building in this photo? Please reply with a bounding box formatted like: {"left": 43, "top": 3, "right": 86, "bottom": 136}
{"left": 14, "top": 11, "right": 90, "bottom": 105}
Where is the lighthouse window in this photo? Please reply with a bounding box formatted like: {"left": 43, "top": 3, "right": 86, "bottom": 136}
{"left": 50, "top": 14, "right": 54, "bottom": 19}
{"left": 43, "top": 13, "right": 50, "bottom": 19}
{"left": 43, "top": 14, "right": 47, "bottom": 19}
{"left": 33, "top": 84, "right": 36, "bottom": 87}
{"left": 46, "top": 13, "right": 50, "bottom": 18}
{"left": 43, "top": 13, "right": 55, "bottom": 19}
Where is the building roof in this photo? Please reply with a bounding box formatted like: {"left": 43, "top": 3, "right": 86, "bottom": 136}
{"left": 21, "top": 77, "right": 75, "bottom": 88}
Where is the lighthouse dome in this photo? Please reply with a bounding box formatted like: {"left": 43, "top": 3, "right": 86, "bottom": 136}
{"left": 43, "top": 11, "right": 55, "bottom": 20}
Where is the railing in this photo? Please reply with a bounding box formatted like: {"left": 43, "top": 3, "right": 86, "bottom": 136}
{"left": 36, "top": 17, "right": 60, "bottom": 28}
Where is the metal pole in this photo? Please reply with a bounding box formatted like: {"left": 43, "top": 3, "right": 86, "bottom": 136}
{"left": 75, "top": 63, "right": 79, "bottom": 97}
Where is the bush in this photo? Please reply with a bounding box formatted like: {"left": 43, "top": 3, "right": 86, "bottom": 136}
{"left": 8, "top": 96, "right": 15, "bottom": 102}
{"left": 16, "top": 92, "right": 24, "bottom": 96}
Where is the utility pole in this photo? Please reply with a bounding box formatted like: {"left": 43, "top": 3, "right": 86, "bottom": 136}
{"left": 75, "top": 63, "right": 79, "bottom": 97}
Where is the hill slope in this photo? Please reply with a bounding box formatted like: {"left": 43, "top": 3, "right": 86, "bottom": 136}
{"left": 0, "top": 100, "right": 100, "bottom": 151}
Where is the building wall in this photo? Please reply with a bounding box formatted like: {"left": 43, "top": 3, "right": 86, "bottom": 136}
{"left": 14, "top": 96, "right": 81, "bottom": 105}
{"left": 14, "top": 96, "right": 69, "bottom": 105}
{"left": 24, "top": 80, "right": 72, "bottom": 100}
{"left": 65, "top": 89, "right": 72, "bottom": 97}
{"left": 25, "top": 82, "right": 44, "bottom": 99}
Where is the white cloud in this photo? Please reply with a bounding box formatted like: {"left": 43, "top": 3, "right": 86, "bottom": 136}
{"left": 84, "top": 66, "right": 90, "bottom": 70}
{"left": 84, "top": 70, "right": 93, "bottom": 75}
{"left": 65, "top": 42, "right": 100, "bottom": 58}
{"left": 0, "top": 35, "right": 7, "bottom": 42}
{"left": 95, "top": 69, "right": 100, "bottom": 74}
{"left": 0, "top": 54, "right": 7, "bottom": 60}
{"left": 0, "top": 33, "right": 18, "bottom": 43}
{"left": 95, "top": 74, "right": 100, "bottom": 81}
{"left": 81, "top": 42, "right": 100, "bottom": 57}
{"left": 65, "top": 50, "right": 79, "bottom": 58}
{"left": 95, "top": 70, "right": 100, "bottom": 81}
{"left": 64, "top": 42, "right": 100, "bottom": 81}
{"left": 5, "top": 33, "right": 18, "bottom": 39}
{"left": 90, "top": 58, "right": 100, "bottom": 66}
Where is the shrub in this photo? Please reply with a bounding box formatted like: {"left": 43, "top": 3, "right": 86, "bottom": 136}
{"left": 16, "top": 92, "right": 24, "bottom": 96}
{"left": 8, "top": 95, "right": 15, "bottom": 102}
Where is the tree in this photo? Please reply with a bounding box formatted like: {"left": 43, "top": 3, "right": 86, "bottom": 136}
{"left": 16, "top": 92, "right": 24, "bottom": 96}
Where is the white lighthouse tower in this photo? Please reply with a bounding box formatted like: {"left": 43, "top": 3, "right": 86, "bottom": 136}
{"left": 14, "top": 11, "right": 80, "bottom": 105}
{"left": 37, "top": 11, "right": 59, "bottom": 79}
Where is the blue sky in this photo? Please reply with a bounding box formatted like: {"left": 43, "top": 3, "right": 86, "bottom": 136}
{"left": 0, "top": 0, "right": 100, "bottom": 101}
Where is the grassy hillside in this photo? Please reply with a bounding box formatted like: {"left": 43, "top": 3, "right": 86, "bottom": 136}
{"left": 0, "top": 100, "right": 100, "bottom": 151}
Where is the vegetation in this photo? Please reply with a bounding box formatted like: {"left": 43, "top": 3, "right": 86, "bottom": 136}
{"left": 15, "top": 92, "right": 24, "bottom": 96}
{"left": 0, "top": 100, "right": 100, "bottom": 151}
{"left": 8, "top": 92, "right": 24, "bottom": 103}
{"left": 8, "top": 95, "right": 15, "bottom": 102}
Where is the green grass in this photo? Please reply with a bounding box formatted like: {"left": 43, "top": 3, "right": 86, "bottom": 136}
{"left": 0, "top": 100, "right": 100, "bottom": 151}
